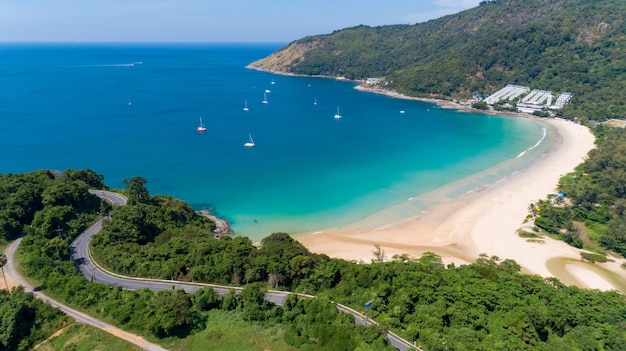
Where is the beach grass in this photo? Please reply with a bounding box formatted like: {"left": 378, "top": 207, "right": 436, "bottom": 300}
{"left": 567, "top": 221, "right": 612, "bottom": 257}
{"left": 580, "top": 252, "right": 608, "bottom": 263}
{"left": 517, "top": 229, "right": 540, "bottom": 238}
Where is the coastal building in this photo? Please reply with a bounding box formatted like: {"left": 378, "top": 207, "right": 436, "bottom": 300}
{"left": 484, "top": 84, "right": 573, "bottom": 113}
{"left": 365, "top": 77, "right": 381, "bottom": 85}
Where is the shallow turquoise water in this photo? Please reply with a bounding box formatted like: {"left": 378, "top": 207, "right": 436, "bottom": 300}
{"left": 0, "top": 43, "right": 550, "bottom": 240}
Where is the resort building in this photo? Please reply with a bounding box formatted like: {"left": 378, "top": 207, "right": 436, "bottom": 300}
{"left": 484, "top": 84, "right": 573, "bottom": 113}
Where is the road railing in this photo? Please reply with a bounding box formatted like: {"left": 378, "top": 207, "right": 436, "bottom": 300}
{"left": 84, "top": 190, "right": 421, "bottom": 350}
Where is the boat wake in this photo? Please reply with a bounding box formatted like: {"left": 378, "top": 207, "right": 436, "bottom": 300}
{"left": 517, "top": 127, "right": 546, "bottom": 158}
{"left": 86, "top": 62, "right": 143, "bottom": 67}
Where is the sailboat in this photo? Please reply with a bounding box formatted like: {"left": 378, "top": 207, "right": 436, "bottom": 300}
{"left": 197, "top": 117, "right": 207, "bottom": 133}
{"left": 262, "top": 93, "right": 268, "bottom": 104}
{"left": 243, "top": 100, "right": 249, "bottom": 111}
{"left": 244, "top": 133, "right": 255, "bottom": 147}
{"left": 334, "top": 106, "right": 342, "bottom": 119}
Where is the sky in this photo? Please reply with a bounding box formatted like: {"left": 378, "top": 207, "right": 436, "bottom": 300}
{"left": 0, "top": 0, "right": 482, "bottom": 43}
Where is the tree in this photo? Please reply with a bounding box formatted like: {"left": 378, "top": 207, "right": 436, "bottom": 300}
{"left": 372, "top": 244, "right": 386, "bottom": 263}
{"left": 147, "top": 289, "right": 194, "bottom": 338}
{"left": 123, "top": 176, "right": 150, "bottom": 204}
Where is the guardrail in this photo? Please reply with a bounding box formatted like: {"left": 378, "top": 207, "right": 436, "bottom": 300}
{"left": 83, "top": 191, "right": 421, "bottom": 350}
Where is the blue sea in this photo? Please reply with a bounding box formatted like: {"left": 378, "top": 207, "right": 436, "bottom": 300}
{"left": 0, "top": 43, "right": 552, "bottom": 241}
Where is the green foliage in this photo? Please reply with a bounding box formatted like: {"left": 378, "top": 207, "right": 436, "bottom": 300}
{"left": 471, "top": 101, "right": 489, "bottom": 110}
{"left": 123, "top": 176, "right": 150, "bottom": 205}
{"left": 9, "top": 169, "right": 626, "bottom": 350}
{"left": 146, "top": 289, "right": 195, "bottom": 338}
{"left": 0, "top": 287, "right": 69, "bottom": 351}
{"left": 58, "top": 169, "right": 105, "bottom": 189}
{"left": 323, "top": 254, "right": 626, "bottom": 350}
{"left": 193, "top": 287, "right": 221, "bottom": 312}
{"left": 160, "top": 309, "right": 300, "bottom": 351}
{"left": 0, "top": 170, "right": 53, "bottom": 240}
{"left": 282, "top": 297, "right": 393, "bottom": 351}
{"left": 257, "top": 0, "right": 626, "bottom": 120}
{"left": 240, "top": 282, "right": 272, "bottom": 321}
{"left": 532, "top": 126, "right": 626, "bottom": 256}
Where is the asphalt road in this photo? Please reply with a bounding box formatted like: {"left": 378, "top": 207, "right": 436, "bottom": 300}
{"left": 74, "top": 190, "right": 419, "bottom": 350}
{"left": 3, "top": 238, "right": 168, "bottom": 351}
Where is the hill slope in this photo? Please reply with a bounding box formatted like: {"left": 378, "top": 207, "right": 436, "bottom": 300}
{"left": 250, "top": 0, "right": 626, "bottom": 120}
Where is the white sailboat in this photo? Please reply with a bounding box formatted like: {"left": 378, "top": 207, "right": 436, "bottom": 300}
{"left": 334, "top": 106, "right": 342, "bottom": 119}
{"left": 243, "top": 100, "right": 249, "bottom": 111}
{"left": 262, "top": 93, "right": 268, "bottom": 104}
{"left": 197, "top": 117, "right": 207, "bottom": 133}
{"left": 244, "top": 133, "right": 255, "bottom": 147}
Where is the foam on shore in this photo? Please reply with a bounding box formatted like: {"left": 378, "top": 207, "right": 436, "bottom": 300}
{"left": 299, "top": 113, "right": 626, "bottom": 293}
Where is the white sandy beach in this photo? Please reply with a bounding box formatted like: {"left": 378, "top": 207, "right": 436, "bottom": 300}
{"left": 299, "top": 100, "right": 626, "bottom": 293}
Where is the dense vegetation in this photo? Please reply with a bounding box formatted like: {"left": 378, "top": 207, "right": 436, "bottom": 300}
{"left": 4, "top": 167, "right": 626, "bottom": 350}
{"left": 251, "top": 0, "right": 626, "bottom": 121}
{"left": 88, "top": 176, "right": 626, "bottom": 350}
{"left": 531, "top": 125, "right": 626, "bottom": 258}
{"left": 0, "top": 287, "right": 69, "bottom": 351}
{"left": 0, "top": 169, "right": 105, "bottom": 242}
{"left": 5, "top": 170, "right": 391, "bottom": 350}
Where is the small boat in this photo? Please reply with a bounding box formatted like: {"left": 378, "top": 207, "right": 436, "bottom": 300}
{"left": 243, "top": 100, "right": 249, "bottom": 111}
{"left": 265, "top": 89, "right": 271, "bottom": 93}
{"left": 270, "top": 79, "right": 275, "bottom": 85}
{"left": 197, "top": 117, "right": 207, "bottom": 133}
{"left": 314, "top": 98, "right": 317, "bottom": 106}
{"left": 244, "top": 133, "right": 255, "bottom": 147}
{"left": 262, "top": 93, "right": 268, "bottom": 104}
{"left": 128, "top": 98, "right": 132, "bottom": 106}
{"left": 334, "top": 106, "right": 342, "bottom": 119}
{"left": 400, "top": 110, "right": 405, "bottom": 114}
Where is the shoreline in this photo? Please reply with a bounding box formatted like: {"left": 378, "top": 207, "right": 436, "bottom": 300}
{"left": 247, "top": 63, "right": 527, "bottom": 118}
{"left": 299, "top": 117, "right": 626, "bottom": 292}
{"left": 250, "top": 67, "right": 626, "bottom": 292}
{"left": 296, "top": 100, "right": 626, "bottom": 293}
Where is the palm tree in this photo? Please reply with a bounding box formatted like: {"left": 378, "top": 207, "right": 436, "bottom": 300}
{"left": 0, "top": 253, "right": 8, "bottom": 292}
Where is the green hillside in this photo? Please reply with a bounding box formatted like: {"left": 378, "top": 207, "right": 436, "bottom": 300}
{"left": 250, "top": 0, "right": 626, "bottom": 120}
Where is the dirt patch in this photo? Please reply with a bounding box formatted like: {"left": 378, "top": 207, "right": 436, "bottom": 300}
{"left": 32, "top": 326, "right": 69, "bottom": 350}
{"left": 604, "top": 119, "right": 626, "bottom": 128}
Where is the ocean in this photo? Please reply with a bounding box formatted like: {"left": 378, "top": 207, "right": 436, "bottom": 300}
{"left": 0, "top": 43, "right": 551, "bottom": 241}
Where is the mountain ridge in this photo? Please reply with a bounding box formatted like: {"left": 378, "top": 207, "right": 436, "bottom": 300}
{"left": 250, "top": 0, "right": 626, "bottom": 120}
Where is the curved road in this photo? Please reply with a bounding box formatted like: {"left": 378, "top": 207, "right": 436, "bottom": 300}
{"left": 3, "top": 209, "right": 168, "bottom": 350}
{"left": 6, "top": 190, "right": 418, "bottom": 351}
{"left": 79, "top": 191, "right": 420, "bottom": 350}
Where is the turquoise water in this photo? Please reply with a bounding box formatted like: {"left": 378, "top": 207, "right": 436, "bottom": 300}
{"left": 0, "top": 43, "right": 550, "bottom": 240}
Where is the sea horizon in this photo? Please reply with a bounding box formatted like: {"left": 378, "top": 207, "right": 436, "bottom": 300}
{"left": 0, "top": 43, "right": 551, "bottom": 241}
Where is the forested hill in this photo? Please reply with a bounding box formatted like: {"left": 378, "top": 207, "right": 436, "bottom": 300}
{"left": 250, "top": 0, "right": 626, "bottom": 120}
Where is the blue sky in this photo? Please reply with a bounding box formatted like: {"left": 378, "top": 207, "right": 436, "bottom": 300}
{"left": 0, "top": 0, "right": 482, "bottom": 42}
